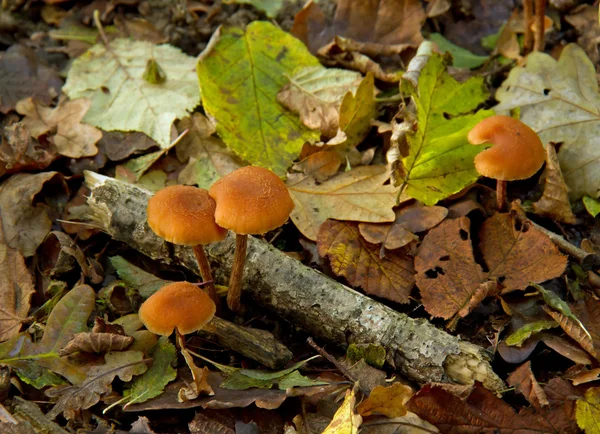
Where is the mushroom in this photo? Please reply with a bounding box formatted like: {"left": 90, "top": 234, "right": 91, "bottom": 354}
{"left": 209, "top": 166, "right": 294, "bottom": 312}
{"left": 468, "top": 115, "right": 545, "bottom": 211}
{"left": 147, "top": 186, "right": 227, "bottom": 307}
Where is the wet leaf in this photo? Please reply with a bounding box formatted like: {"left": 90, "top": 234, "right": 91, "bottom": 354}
{"left": 532, "top": 143, "right": 576, "bottom": 224}
{"left": 0, "top": 45, "right": 62, "bottom": 114}
{"left": 495, "top": 44, "right": 600, "bottom": 200}
{"left": 46, "top": 350, "right": 147, "bottom": 420}
{"left": 576, "top": 387, "right": 600, "bottom": 434}
{"left": 429, "top": 33, "right": 489, "bottom": 69}
{"left": 317, "top": 220, "right": 415, "bottom": 304}
{"left": 58, "top": 332, "right": 134, "bottom": 356}
{"left": 504, "top": 320, "right": 558, "bottom": 347}
{"left": 356, "top": 383, "right": 413, "bottom": 418}
{"left": 0, "top": 216, "right": 34, "bottom": 342}
{"left": 399, "top": 50, "right": 494, "bottom": 205}
{"left": 277, "top": 66, "right": 363, "bottom": 138}
{"left": 63, "top": 39, "right": 199, "bottom": 147}
{"left": 480, "top": 214, "right": 568, "bottom": 293}
{"left": 359, "top": 203, "right": 447, "bottom": 250}
{"left": 415, "top": 217, "right": 492, "bottom": 319}
{"left": 288, "top": 165, "right": 403, "bottom": 240}
{"left": 507, "top": 361, "right": 549, "bottom": 410}
{"left": 197, "top": 22, "right": 320, "bottom": 176}
{"left": 0, "top": 172, "right": 67, "bottom": 257}
{"left": 322, "top": 388, "right": 362, "bottom": 434}
{"left": 16, "top": 97, "right": 102, "bottom": 158}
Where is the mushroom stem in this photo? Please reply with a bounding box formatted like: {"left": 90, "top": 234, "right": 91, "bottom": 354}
{"left": 193, "top": 245, "right": 219, "bottom": 309}
{"left": 227, "top": 234, "right": 248, "bottom": 312}
{"left": 533, "top": 0, "right": 546, "bottom": 52}
{"left": 523, "top": 0, "right": 533, "bottom": 54}
{"left": 176, "top": 328, "right": 186, "bottom": 350}
{"left": 496, "top": 180, "right": 507, "bottom": 211}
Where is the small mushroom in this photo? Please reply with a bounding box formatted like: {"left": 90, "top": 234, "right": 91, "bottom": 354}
{"left": 468, "top": 115, "right": 545, "bottom": 211}
{"left": 147, "top": 186, "right": 227, "bottom": 306}
{"left": 209, "top": 166, "right": 294, "bottom": 312}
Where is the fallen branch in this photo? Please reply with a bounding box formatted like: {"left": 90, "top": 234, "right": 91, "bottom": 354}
{"left": 84, "top": 171, "right": 504, "bottom": 391}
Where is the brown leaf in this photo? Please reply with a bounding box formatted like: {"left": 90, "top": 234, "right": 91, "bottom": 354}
{"left": 58, "top": 332, "right": 134, "bottom": 356}
{"left": 292, "top": 0, "right": 425, "bottom": 55}
{"left": 565, "top": 5, "right": 600, "bottom": 67}
{"left": 16, "top": 97, "right": 102, "bottom": 158}
{"left": 0, "top": 45, "right": 62, "bottom": 114}
{"left": 408, "top": 382, "right": 580, "bottom": 433}
{"left": 415, "top": 217, "right": 491, "bottom": 319}
{"left": 0, "top": 172, "right": 68, "bottom": 257}
{"left": 178, "top": 347, "right": 214, "bottom": 402}
{"left": 356, "top": 383, "right": 413, "bottom": 418}
{"left": 532, "top": 143, "right": 576, "bottom": 224}
{"left": 480, "top": 213, "right": 568, "bottom": 293}
{"left": 317, "top": 220, "right": 415, "bottom": 304}
{"left": 359, "top": 203, "right": 447, "bottom": 250}
{"left": 0, "top": 216, "right": 34, "bottom": 342}
{"left": 0, "top": 123, "right": 56, "bottom": 177}
{"left": 569, "top": 367, "right": 600, "bottom": 386}
{"left": 294, "top": 148, "right": 343, "bottom": 183}
{"left": 99, "top": 132, "right": 158, "bottom": 162}
{"left": 507, "top": 361, "right": 549, "bottom": 410}
{"left": 540, "top": 334, "right": 593, "bottom": 366}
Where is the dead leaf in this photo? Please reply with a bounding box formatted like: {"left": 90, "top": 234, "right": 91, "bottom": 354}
{"left": 178, "top": 347, "right": 214, "bottom": 402}
{"left": 58, "top": 332, "right": 134, "bottom": 356}
{"left": 359, "top": 203, "right": 447, "bottom": 250}
{"left": 575, "top": 386, "right": 600, "bottom": 433}
{"left": 0, "top": 123, "right": 56, "bottom": 177}
{"left": 541, "top": 334, "right": 594, "bottom": 366}
{"left": 507, "top": 361, "right": 549, "bottom": 410}
{"left": 0, "top": 215, "right": 34, "bottom": 342}
{"left": 294, "top": 148, "right": 343, "bottom": 183}
{"left": 565, "top": 5, "right": 600, "bottom": 67}
{"left": 16, "top": 97, "right": 102, "bottom": 158}
{"left": 532, "top": 143, "right": 576, "bottom": 224}
{"left": 292, "top": 0, "right": 425, "bottom": 55}
{"left": 356, "top": 383, "right": 413, "bottom": 418}
{"left": 0, "top": 45, "right": 62, "bottom": 114}
{"left": 0, "top": 171, "right": 67, "bottom": 257}
{"left": 425, "top": 0, "right": 450, "bottom": 17}
{"left": 99, "top": 131, "right": 158, "bottom": 162}
{"left": 360, "top": 412, "right": 439, "bottom": 434}
{"left": 569, "top": 368, "right": 600, "bottom": 386}
{"left": 322, "top": 388, "right": 362, "bottom": 434}
{"left": 317, "top": 220, "right": 415, "bottom": 304}
{"left": 46, "top": 350, "right": 148, "bottom": 420}
{"left": 415, "top": 217, "right": 493, "bottom": 319}
{"left": 480, "top": 213, "right": 568, "bottom": 293}
{"left": 288, "top": 165, "right": 404, "bottom": 241}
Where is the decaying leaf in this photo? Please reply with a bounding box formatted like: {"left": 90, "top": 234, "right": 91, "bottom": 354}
{"left": 0, "top": 171, "right": 67, "bottom": 257}
{"left": 46, "top": 351, "right": 147, "bottom": 420}
{"left": 415, "top": 217, "right": 492, "bottom": 319}
{"left": 480, "top": 213, "right": 568, "bottom": 293}
{"left": 532, "top": 143, "right": 576, "bottom": 224}
{"left": 99, "top": 131, "right": 158, "bottom": 162}
{"left": 197, "top": 22, "right": 320, "bottom": 176}
{"left": 565, "top": 5, "right": 600, "bottom": 66}
{"left": 293, "top": 147, "right": 344, "bottom": 182}
{"left": 317, "top": 220, "right": 415, "bottom": 304}
{"left": 178, "top": 347, "right": 214, "bottom": 402}
{"left": 504, "top": 320, "right": 558, "bottom": 347}
{"left": 356, "top": 383, "right": 413, "bottom": 418}
{"left": 576, "top": 387, "right": 600, "bottom": 434}
{"left": 359, "top": 203, "right": 447, "bottom": 250}
{"left": 63, "top": 39, "right": 199, "bottom": 147}
{"left": 16, "top": 97, "right": 102, "bottom": 158}
{"left": 322, "top": 388, "right": 362, "bottom": 434}
{"left": 288, "top": 165, "right": 402, "bottom": 240}
{"left": 0, "top": 216, "right": 34, "bottom": 343}
{"left": 507, "top": 361, "right": 549, "bottom": 410}
{"left": 399, "top": 49, "right": 494, "bottom": 205}
{"left": 58, "top": 332, "right": 134, "bottom": 356}
{"left": 495, "top": 44, "right": 600, "bottom": 200}
{"left": 0, "top": 45, "right": 62, "bottom": 114}
{"left": 277, "top": 66, "right": 363, "bottom": 139}
{"left": 0, "top": 122, "right": 56, "bottom": 177}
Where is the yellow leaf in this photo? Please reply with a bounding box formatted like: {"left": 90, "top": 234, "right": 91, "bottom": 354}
{"left": 576, "top": 386, "right": 600, "bottom": 434}
{"left": 356, "top": 383, "right": 413, "bottom": 418}
{"left": 322, "top": 388, "right": 362, "bottom": 434}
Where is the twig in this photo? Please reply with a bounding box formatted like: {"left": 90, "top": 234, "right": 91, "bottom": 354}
{"left": 533, "top": 0, "right": 546, "bottom": 52}
{"left": 523, "top": 0, "right": 534, "bottom": 54}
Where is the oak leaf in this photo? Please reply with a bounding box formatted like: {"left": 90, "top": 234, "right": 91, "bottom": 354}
{"left": 356, "top": 383, "right": 413, "bottom": 418}
{"left": 318, "top": 220, "right": 415, "bottom": 304}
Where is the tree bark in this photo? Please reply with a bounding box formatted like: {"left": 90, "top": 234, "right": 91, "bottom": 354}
{"left": 84, "top": 171, "right": 504, "bottom": 391}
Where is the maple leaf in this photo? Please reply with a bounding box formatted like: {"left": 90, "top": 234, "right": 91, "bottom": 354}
{"left": 287, "top": 165, "right": 402, "bottom": 241}
{"left": 317, "top": 220, "right": 415, "bottom": 304}
{"left": 495, "top": 44, "right": 600, "bottom": 200}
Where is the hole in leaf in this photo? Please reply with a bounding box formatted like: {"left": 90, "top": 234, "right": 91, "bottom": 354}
{"left": 459, "top": 229, "right": 469, "bottom": 240}
{"left": 543, "top": 88, "right": 551, "bottom": 96}
{"left": 439, "top": 255, "right": 450, "bottom": 261}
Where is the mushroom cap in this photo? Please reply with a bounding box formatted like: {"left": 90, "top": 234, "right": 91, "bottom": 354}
{"left": 208, "top": 166, "right": 295, "bottom": 235}
{"left": 468, "top": 115, "right": 546, "bottom": 181}
{"left": 147, "top": 185, "right": 228, "bottom": 245}
{"left": 139, "top": 281, "right": 216, "bottom": 336}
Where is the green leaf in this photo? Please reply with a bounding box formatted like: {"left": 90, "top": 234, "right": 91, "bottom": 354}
{"left": 504, "top": 320, "right": 559, "bottom": 347}
{"left": 277, "top": 370, "right": 328, "bottom": 390}
{"left": 110, "top": 256, "right": 171, "bottom": 298}
{"left": 223, "top": 0, "right": 285, "bottom": 18}
{"left": 63, "top": 39, "right": 199, "bottom": 147}
{"left": 197, "top": 22, "right": 321, "bottom": 176}
{"left": 346, "top": 343, "right": 386, "bottom": 368}
{"left": 534, "top": 283, "right": 592, "bottom": 340}
{"left": 400, "top": 52, "right": 494, "bottom": 205}
{"left": 429, "top": 33, "right": 489, "bottom": 69}
{"left": 583, "top": 196, "right": 600, "bottom": 218}
{"left": 12, "top": 361, "right": 67, "bottom": 389}
{"left": 123, "top": 337, "right": 177, "bottom": 407}
{"left": 0, "top": 285, "right": 96, "bottom": 386}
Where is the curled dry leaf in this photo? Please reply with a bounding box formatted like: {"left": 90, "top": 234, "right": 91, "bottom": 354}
{"left": 178, "top": 347, "right": 214, "bottom": 402}
{"left": 507, "top": 361, "right": 549, "bottom": 410}
{"left": 0, "top": 122, "right": 56, "bottom": 177}
{"left": 532, "top": 143, "right": 576, "bottom": 224}
{"left": 16, "top": 97, "right": 102, "bottom": 158}
{"left": 58, "top": 332, "right": 134, "bottom": 356}
{"left": 359, "top": 203, "right": 447, "bottom": 250}
{"left": 317, "top": 220, "right": 415, "bottom": 304}
{"left": 356, "top": 383, "right": 413, "bottom": 418}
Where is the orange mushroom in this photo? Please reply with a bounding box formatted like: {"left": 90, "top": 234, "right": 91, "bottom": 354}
{"left": 468, "top": 115, "right": 545, "bottom": 211}
{"left": 147, "top": 186, "right": 227, "bottom": 307}
{"left": 209, "top": 166, "right": 294, "bottom": 312}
